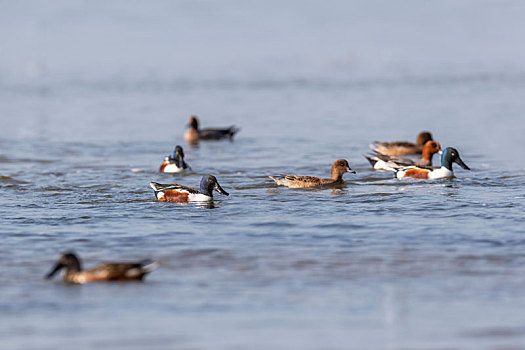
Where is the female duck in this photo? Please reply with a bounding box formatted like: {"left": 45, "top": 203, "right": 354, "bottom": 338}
{"left": 269, "top": 159, "right": 355, "bottom": 188}
{"left": 370, "top": 131, "right": 433, "bottom": 156}
{"left": 159, "top": 145, "right": 191, "bottom": 173}
{"left": 45, "top": 252, "right": 157, "bottom": 284}
{"left": 365, "top": 140, "right": 441, "bottom": 171}
{"left": 184, "top": 115, "right": 240, "bottom": 143}
{"left": 393, "top": 147, "right": 470, "bottom": 179}
{"left": 150, "top": 175, "right": 229, "bottom": 202}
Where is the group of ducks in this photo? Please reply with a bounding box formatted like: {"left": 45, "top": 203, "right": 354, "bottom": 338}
{"left": 365, "top": 131, "right": 470, "bottom": 179}
{"left": 152, "top": 123, "right": 470, "bottom": 202}
{"left": 46, "top": 119, "right": 471, "bottom": 284}
{"left": 46, "top": 116, "right": 240, "bottom": 284}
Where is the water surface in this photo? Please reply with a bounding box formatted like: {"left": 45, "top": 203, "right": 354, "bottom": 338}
{"left": 1, "top": 1, "right": 525, "bottom": 349}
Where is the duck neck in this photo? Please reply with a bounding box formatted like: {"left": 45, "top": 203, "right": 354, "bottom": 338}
{"left": 70, "top": 258, "right": 82, "bottom": 272}
{"left": 172, "top": 157, "right": 183, "bottom": 168}
{"left": 190, "top": 118, "right": 199, "bottom": 131}
{"left": 441, "top": 154, "right": 453, "bottom": 171}
{"left": 421, "top": 147, "right": 433, "bottom": 163}
{"left": 331, "top": 167, "right": 343, "bottom": 181}
{"left": 63, "top": 261, "right": 82, "bottom": 277}
{"left": 200, "top": 178, "right": 213, "bottom": 196}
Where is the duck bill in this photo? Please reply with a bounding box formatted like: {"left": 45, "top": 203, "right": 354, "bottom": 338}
{"left": 455, "top": 156, "right": 470, "bottom": 170}
{"left": 214, "top": 182, "right": 229, "bottom": 196}
{"left": 45, "top": 262, "right": 63, "bottom": 279}
{"left": 347, "top": 168, "right": 356, "bottom": 174}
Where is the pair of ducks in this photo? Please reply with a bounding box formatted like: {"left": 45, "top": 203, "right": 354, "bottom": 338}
{"left": 153, "top": 131, "right": 470, "bottom": 203}
{"left": 158, "top": 115, "right": 239, "bottom": 173}
{"left": 151, "top": 160, "right": 353, "bottom": 202}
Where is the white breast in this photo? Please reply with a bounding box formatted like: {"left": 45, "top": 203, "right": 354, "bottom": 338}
{"left": 162, "top": 163, "right": 183, "bottom": 173}
{"left": 428, "top": 167, "right": 454, "bottom": 179}
{"left": 188, "top": 193, "right": 212, "bottom": 201}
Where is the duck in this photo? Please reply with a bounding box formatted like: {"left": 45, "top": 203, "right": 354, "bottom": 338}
{"left": 364, "top": 140, "right": 441, "bottom": 171}
{"left": 150, "top": 175, "right": 229, "bottom": 202}
{"left": 370, "top": 131, "right": 433, "bottom": 156}
{"left": 269, "top": 159, "right": 355, "bottom": 188}
{"left": 184, "top": 115, "right": 240, "bottom": 143}
{"left": 393, "top": 147, "right": 470, "bottom": 180}
{"left": 45, "top": 252, "right": 157, "bottom": 284}
{"left": 159, "top": 145, "right": 191, "bottom": 173}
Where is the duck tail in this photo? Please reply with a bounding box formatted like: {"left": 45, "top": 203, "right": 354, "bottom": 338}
{"left": 140, "top": 260, "right": 159, "bottom": 274}
{"left": 363, "top": 154, "right": 378, "bottom": 167}
{"left": 268, "top": 175, "right": 283, "bottom": 185}
{"left": 228, "top": 126, "right": 240, "bottom": 139}
{"left": 124, "top": 260, "right": 159, "bottom": 279}
{"left": 369, "top": 142, "right": 380, "bottom": 153}
{"left": 149, "top": 182, "right": 161, "bottom": 194}
{"left": 391, "top": 167, "right": 402, "bottom": 179}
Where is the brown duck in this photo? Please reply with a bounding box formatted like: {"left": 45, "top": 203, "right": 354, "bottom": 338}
{"left": 45, "top": 252, "right": 157, "bottom": 284}
{"left": 370, "top": 131, "right": 433, "bottom": 156}
{"left": 269, "top": 159, "right": 355, "bottom": 188}
{"left": 184, "top": 115, "right": 239, "bottom": 143}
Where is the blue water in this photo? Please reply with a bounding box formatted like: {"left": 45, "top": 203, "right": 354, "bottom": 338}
{"left": 1, "top": 1, "right": 525, "bottom": 349}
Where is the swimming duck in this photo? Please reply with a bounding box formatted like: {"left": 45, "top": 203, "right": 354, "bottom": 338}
{"left": 365, "top": 140, "right": 441, "bottom": 171}
{"left": 150, "top": 175, "right": 229, "bottom": 202}
{"left": 269, "top": 159, "right": 355, "bottom": 188}
{"left": 45, "top": 252, "right": 157, "bottom": 284}
{"left": 184, "top": 115, "right": 240, "bottom": 143}
{"left": 159, "top": 145, "right": 191, "bottom": 173}
{"left": 370, "top": 131, "right": 433, "bottom": 156}
{"left": 393, "top": 147, "right": 470, "bottom": 179}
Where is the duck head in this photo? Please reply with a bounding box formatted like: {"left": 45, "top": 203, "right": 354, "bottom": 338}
{"left": 441, "top": 147, "right": 470, "bottom": 171}
{"left": 422, "top": 140, "right": 441, "bottom": 160}
{"left": 46, "top": 252, "right": 82, "bottom": 279}
{"left": 187, "top": 116, "right": 199, "bottom": 130}
{"left": 416, "top": 131, "right": 433, "bottom": 146}
{"left": 331, "top": 159, "right": 356, "bottom": 180}
{"left": 169, "top": 145, "right": 190, "bottom": 169}
{"left": 200, "top": 175, "right": 229, "bottom": 197}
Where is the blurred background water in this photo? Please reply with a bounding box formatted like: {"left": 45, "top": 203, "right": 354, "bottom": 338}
{"left": 1, "top": 1, "right": 525, "bottom": 349}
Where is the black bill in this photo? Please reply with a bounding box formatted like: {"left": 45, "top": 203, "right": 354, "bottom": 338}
{"left": 214, "top": 182, "right": 229, "bottom": 196}
{"left": 455, "top": 156, "right": 470, "bottom": 170}
{"left": 45, "top": 262, "right": 63, "bottom": 279}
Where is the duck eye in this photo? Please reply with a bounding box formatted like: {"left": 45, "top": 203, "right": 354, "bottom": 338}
{"left": 451, "top": 153, "right": 455, "bottom": 156}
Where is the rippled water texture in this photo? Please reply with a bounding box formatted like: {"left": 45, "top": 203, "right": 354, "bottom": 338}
{"left": 1, "top": 1, "right": 525, "bottom": 349}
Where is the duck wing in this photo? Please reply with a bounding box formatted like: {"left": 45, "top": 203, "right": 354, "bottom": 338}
{"left": 269, "top": 175, "right": 333, "bottom": 188}
{"left": 87, "top": 261, "right": 158, "bottom": 281}
{"left": 373, "top": 152, "right": 416, "bottom": 166}
{"left": 150, "top": 182, "right": 200, "bottom": 194}
{"left": 200, "top": 126, "right": 240, "bottom": 140}
{"left": 370, "top": 141, "right": 419, "bottom": 155}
